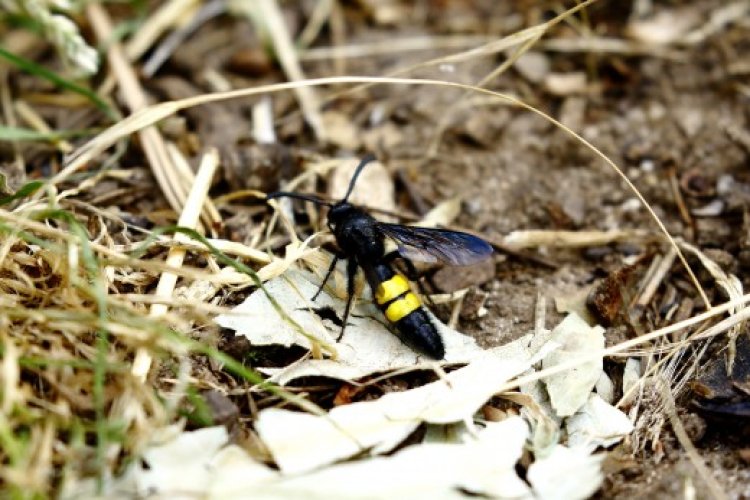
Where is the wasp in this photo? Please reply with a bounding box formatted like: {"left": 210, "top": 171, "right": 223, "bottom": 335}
{"left": 266, "top": 155, "right": 493, "bottom": 359}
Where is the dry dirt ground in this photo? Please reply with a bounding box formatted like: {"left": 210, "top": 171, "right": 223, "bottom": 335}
{"left": 2, "top": 0, "right": 750, "bottom": 497}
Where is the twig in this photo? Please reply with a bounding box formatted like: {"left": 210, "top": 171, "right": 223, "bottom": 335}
{"left": 503, "top": 229, "right": 654, "bottom": 249}
{"left": 252, "top": 96, "right": 277, "bottom": 144}
{"left": 636, "top": 247, "right": 677, "bottom": 308}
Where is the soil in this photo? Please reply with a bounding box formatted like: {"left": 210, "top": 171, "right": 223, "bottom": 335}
{"left": 4, "top": 0, "right": 750, "bottom": 497}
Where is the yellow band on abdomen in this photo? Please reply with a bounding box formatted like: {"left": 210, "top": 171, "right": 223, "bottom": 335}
{"left": 384, "top": 292, "right": 421, "bottom": 322}
{"left": 375, "top": 274, "right": 411, "bottom": 305}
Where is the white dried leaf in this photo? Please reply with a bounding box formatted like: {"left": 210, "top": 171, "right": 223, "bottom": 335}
{"left": 228, "top": 417, "right": 532, "bottom": 499}
{"left": 208, "top": 445, "right": 279, "bottom": 497}
{"left": 136, "top": 426, "right": 230, "bottom": 496}
{"left": 566, "top": 393, "right": 634, "bottom": 452}
{"left": 620, "top": 357, "right": 642, "bottom": 407}
{"left": 422, "top": 422, "right": 472, "bottom": 444}
{"left": 542, "top": 313, "right": 605, "bottom": 417}
{"left": 595, "top": 371, "right": 615, "bottom": 404}
{"left": 502, "top": 392, "right": 560, "bottom": 456}
{"left": 120, "top": 419, "right": 532, "bottom": 499}
{"left": 255, "top": 405, "right": 420, "bottom": 475}
{"left": 215, "top": 268, "right": 333, "bottom": 350}
{"left": 553, "top": 286, "right": 595, "bottom": 325}
{"left": 256, "top": 354, "right": 534, "bottom": 474}
{"left": 216, "top": 268, "right": 492, "bottom": 383}
{"left": 528, "top": 444, "right": 604, "bottom": 500}
{"left": 101, "top": 433, "right": 277, "bottom": 498}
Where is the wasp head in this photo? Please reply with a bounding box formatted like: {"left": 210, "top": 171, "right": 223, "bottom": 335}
{"left": 327, "top": 202, "right": 356, "bottom": 233}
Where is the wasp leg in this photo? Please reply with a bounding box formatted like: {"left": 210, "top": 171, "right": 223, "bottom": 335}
{"left": 336, "top": 258, "right": 358, "bottom": 342}
{"left": 312, "top": 253, "right": 340, "bottom": 301}
{"left": 383, "top": 251, "right": 436, "bottom": 308}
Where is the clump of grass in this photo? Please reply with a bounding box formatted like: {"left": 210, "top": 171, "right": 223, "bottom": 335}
{"left": 0, "top": 188, "right": 305, "bottom": 496}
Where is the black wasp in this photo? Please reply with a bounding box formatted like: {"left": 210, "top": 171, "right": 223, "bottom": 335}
{"left": 266, "top": 155, "right": 493, "bottom": 359}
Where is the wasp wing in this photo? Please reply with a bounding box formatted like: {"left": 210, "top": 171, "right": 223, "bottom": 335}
{"left": 378, "top": 223, "right": 493, "bottom": 266}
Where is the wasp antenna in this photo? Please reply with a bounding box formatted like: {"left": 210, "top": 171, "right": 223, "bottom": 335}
{"left": 266, "top": 191, "right": 333, "bottom": 207}
{"left": 342, "top": 153, "right": 377, "bottom": 203}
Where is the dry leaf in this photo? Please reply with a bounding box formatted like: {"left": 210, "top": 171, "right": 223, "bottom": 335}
{"left": 255, "top": 354, "right": 535, "bottom": 474}
{"left": 566, "top": 393, "right": 634, "bottom": 452}
{"left": 215, "top": 268, "right": 493, "bottom": 383}
{"left": 528, "top": 444, "right": 604, "bottom": 500}
{"left": 542, "top": 313, "right": 605, "bottom": 417}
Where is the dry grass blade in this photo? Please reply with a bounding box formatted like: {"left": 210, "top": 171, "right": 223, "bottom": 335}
{"left": 300, "top": 34, "right": 681, "bottom": 62}
{"left": 166, "top": 142, "right": 222, "bottom": 232}
{"left": 635, "top": 247, "right": 677, "bottom": 308}
{"left": 336, "top": 0, "right": 600, "bottom": 102}
{"left": 539, "top": 36, "right": 683, "bottom": 57}
{"left": 299, "top": 35, "right": 501, "bottom": 61}
{"left": 132, "top": 148, "right": 220, "bottom": 381}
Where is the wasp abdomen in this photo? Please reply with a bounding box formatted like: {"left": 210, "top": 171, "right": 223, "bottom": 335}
{"left": 395, "top": 310, "right": 444, "bottom": 359}
{"left": 373, "top": 273, "right": 445, "bottom": 359}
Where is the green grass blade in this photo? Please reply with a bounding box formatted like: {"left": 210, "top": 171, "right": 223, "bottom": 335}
{"left": 0, "top": 47, "right": 117, "bottom": 120}
{"left": 0, "top": 180, "right": 43, "bottom": 206}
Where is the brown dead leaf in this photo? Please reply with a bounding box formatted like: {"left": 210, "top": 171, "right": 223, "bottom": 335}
{"left": 587, "top": 263, "right": 639, "bottom": 326}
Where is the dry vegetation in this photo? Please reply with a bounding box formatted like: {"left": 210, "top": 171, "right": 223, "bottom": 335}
{"left": 1, "top": 0, "right": 749, "bottom": 498}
